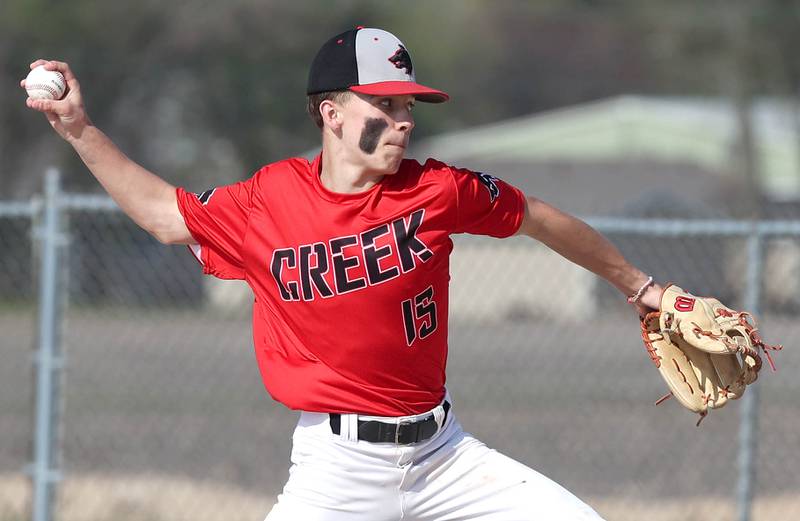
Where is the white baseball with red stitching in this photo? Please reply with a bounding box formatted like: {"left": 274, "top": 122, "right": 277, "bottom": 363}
{"left": 25, "top": 65, "right": 66, "bottom": 100}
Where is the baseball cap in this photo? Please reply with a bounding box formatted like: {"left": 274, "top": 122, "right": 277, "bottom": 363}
{"left": 307, "top": 27, "right": 449, "bottom": 103}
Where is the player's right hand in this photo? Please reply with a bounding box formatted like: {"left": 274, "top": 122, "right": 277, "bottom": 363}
{"left": 21, "top": 60, "right": 90, "bottom": 143}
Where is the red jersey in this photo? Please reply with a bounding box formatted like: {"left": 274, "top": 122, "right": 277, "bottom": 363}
{"left": 176, "top": 154, "right": 525, "bottom": 415}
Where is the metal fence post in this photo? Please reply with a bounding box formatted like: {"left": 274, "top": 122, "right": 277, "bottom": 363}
{"left": 29, "top": 168, "right": 66, "bottom": 521}
{"left": 737, "top": 229, "right": 763, "bottom": 521}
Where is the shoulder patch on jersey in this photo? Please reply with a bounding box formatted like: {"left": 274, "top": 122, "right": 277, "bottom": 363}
{"left": 196, "top": 188, "right": 216, "bottom": 205}
{"left": 472, "top": 172, "right": 500, "bottom": 203}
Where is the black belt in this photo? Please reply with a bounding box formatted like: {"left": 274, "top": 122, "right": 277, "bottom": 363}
{"left": 329, "top": 401, "right": 450, "bottom": 445}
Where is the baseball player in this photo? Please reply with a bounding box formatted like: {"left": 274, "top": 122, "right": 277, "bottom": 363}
{"left": 24, "top": 27, "right": 663, "bottom": 520}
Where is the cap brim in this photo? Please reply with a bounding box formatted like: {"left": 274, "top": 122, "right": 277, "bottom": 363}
{"left": 350, "top": 81, "right": 449, "bottom": 103}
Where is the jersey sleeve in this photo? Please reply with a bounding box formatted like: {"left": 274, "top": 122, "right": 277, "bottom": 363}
{"left": 448, "top": 165, "right": 526, "bottom": 237}
{"left": 175, "top": 178, "right": 255, "bottom": 280}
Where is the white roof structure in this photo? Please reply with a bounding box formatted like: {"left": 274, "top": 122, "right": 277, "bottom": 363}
{"left": 413, "top": 96, "right": 800, "bottom": 200}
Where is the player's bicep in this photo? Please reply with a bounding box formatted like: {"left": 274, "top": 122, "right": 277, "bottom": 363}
{"left": 515, "top": 195, "right": 547, "bottom": 238}
{"left": 162, "top": 198, "right": 196, "bottom": 245}
{"left": 153, "top": 190, "right": 196, "bottom": 245}
{"left": 515, "top": 195, "right": 581, "bottom": 243}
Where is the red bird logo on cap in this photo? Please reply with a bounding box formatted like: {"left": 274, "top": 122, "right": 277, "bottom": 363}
{"left": 388, "top": 45, "right": 413, "bottom": 75}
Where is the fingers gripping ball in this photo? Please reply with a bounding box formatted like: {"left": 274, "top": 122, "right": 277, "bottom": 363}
{"left": 640, "top": 284, "right": 782, "bottom": 425}
{"left": 25, "top": 65, "right": 66, "bottom": 100}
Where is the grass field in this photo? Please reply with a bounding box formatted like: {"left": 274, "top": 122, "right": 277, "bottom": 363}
{"left": 2, "top": 473, "right": 799, "bottom": 521}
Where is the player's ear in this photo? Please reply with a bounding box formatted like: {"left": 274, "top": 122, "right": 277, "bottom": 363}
{"left": 319, "top": 99, "right": 342, "bottom": 130}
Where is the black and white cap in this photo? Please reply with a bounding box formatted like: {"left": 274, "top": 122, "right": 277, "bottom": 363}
{"left": 307, "top": 27, "right": 449, "bottom": 103}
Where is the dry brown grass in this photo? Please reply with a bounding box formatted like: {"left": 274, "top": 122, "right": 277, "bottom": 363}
{"left": 2, "top": 473, "right": 798, "bottom": 521}
{"left": 591, "top": 494, "right": 800, "bottom": 521}
{"left": 0, "top": 473, "right": 271, "bottom": 521}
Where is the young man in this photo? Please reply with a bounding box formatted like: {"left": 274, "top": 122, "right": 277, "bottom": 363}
{"left": 24, "top": 27, "right": 661, "bottom": 521}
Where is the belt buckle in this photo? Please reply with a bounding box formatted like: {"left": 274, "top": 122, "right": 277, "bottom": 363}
{"left": 395, "top": 414, "right": 429, "bottom": 445}
{"left": 394, "top": 418, "right": 406, "bottom": 444}
{"left": 394, "top": 416, "right": 420, "bottom": 445}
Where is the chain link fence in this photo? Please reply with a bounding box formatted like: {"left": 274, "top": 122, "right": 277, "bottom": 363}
{"left": 1, "top": 198, "right": 38, "bottom": 521}
{"left": 1, "top": 170, "right": 798, "bottom": 521}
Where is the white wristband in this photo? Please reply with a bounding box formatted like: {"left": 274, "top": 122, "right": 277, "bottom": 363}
{"left": 627, "top": 276, "right": 654, "bottom": 304}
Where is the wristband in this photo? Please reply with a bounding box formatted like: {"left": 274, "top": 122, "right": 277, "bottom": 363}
{"left": 627, "top": 276, "right": 654, "bottom": 304}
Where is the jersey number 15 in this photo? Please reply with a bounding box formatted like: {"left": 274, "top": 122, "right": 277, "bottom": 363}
{"left": 401, "top": 285, "right": 437, "bottom": 346}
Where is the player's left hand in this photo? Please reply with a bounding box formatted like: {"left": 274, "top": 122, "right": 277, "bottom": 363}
{"left": 633, "top": 282, "right": 662, "bottom": 317}
{"left": 638, "top": 284, "right": 782, "bottom": 424}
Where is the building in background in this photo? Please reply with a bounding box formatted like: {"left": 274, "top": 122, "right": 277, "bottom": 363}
{"left": 413, "top": 95, "right": 800, "bottom": 209}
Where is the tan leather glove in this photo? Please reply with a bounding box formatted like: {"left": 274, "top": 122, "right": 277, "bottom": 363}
{"left": 639, "top": 284, "right": 782, "bottom": 425}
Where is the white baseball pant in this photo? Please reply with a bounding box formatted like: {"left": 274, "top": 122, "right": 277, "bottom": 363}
{"left": 265, "top": 399, "right": 604, "bottom": 521}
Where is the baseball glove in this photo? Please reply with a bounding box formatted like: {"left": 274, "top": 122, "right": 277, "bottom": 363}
{"left": 639, "top": 284, "right": 782, "bottom": 425}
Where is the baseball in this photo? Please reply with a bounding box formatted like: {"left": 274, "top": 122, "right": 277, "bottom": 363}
{"left": 25, "top": 65, "right": 66, "bottom": 100}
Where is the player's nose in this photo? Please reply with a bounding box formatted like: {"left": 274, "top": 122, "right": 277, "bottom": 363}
{"left": 395, "top": 113, "right": 414, "bottom": 133}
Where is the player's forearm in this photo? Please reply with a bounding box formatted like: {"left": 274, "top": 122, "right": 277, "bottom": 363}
{"left": 519, "top": 197, "right": 648, "bottom": 296}
{"left": 69, "top": 125, "right": 189, "bottom": 243}
{"left": 546, "top": 218, "right": 646, "bottom": 296}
